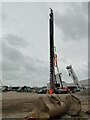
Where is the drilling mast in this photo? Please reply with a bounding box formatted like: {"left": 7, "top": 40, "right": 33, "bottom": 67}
{"left": 49, "top": 9, "right": 55, "bottom": 92}
{"left": 49, "top": 9, "right": 69, "bottom": 94}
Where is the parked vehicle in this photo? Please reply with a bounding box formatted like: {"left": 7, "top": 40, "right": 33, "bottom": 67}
{"left": 17, "top": 86, "right": 31, "bottom": 92}
{"left": 38, "top": 89, "right": 47, "bottom": 94}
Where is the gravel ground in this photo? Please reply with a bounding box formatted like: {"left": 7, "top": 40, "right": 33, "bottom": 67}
{"left": 1, "top": 89, "right": 90, "bottom": 120}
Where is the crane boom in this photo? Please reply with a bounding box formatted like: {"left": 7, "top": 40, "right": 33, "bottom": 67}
{"left": 66, "top": 65, "right": 81, "bottom": 88}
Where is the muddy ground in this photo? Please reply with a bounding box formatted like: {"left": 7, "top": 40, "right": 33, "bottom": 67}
{"left": 1, "top": 88, "right": 90, "bottom": 120}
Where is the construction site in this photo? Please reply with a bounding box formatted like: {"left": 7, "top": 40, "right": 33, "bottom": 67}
{"left": 1, "top": 8, "right": 89, "bottom": 120}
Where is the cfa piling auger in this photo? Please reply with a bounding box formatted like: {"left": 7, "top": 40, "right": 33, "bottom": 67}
{"left": 49, "top": 8, "right": 69, "bottom": 94}
{"left": 49, "top": 8, "right": 55, "bottom": 93}
{"left": 25, "top": 9, "right": 81, "bottom": 120}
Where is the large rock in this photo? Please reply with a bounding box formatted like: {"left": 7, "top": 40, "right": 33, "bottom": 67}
{"left": 65, "top": 95, "right": 81, "bottom": 116}
{"left": 25, "top": 94, "right": 81, "bottom": 119}
{"left": 25, "top": 95, "right": 67, "bottom": 119}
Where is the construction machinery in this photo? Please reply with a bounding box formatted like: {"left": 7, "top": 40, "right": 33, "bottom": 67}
{"left": 49, "top": 8, "right": 55, "bottom": 92}
{"left": 54, "top": 48, "right": 69, "bottom": 93}
{"left": 54, "top": 48, "right": 63, "bottom": 89}
{"left": 66, "top": 65, "right": 82, "bottom": 92}
{"left": 25, "top": 9, "right": 81, "bottom": 119}
{"left": 49, "top": 8, "right": 69, "bottom": 94}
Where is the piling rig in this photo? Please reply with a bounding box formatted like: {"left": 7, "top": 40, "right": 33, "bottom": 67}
{"left": 49, "top": 9, "right": 69, "bottom": 94}
{"left": 25, "top": 9, "right": 81, "bottom": 119}
{"left": 49, "top": 8, "right": 55, "bottom": 92}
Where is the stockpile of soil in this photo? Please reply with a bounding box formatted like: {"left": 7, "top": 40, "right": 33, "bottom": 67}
{"left": 77, "top": 88, "right": 90, "bottom": 96}
{"left": 74, "top": 88, "right": 90, "bottom": 119}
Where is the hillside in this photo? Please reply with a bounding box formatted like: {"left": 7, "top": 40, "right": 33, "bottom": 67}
{"left": 67, "top": 79, "right": 89, "bottom": 88}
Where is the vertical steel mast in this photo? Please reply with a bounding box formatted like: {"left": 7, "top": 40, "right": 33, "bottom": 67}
{"left": 49, "top": 9, "right": 55, "bottom": 92}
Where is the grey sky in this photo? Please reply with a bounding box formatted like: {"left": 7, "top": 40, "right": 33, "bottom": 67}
{"left": 1, "top": 2, "right": 88, "bottom": 86}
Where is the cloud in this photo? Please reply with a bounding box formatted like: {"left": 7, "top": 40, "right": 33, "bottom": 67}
{"left": 1, "top": 2, "right": 88, "bottom": 86}
{"left": 55, "top": 3, "right": 88, "bottom": 41}
{"left": 2, "top": 34, "right": 48, "bottom": 86}
{"left": 4, "top": 34, "right": 27, "bottom": 47}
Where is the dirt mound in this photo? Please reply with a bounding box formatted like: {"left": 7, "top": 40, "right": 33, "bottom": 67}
{"left": 77, "top": 88, "right": 90, "bottom": 96}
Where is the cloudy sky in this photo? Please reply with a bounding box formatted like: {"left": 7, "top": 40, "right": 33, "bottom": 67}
{"left": 1, "top": 2, "right": 88, "bottom": 86}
